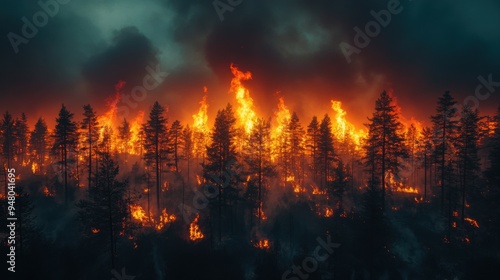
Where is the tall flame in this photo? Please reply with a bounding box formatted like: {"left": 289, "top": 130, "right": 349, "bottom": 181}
{"left": 330, "top": 100, "right": 366, "bottom": 149}
{"left": 189, "top": 214, "right": 204, "bottom": 241}
{"left": 229, "top": 64, "right": 256, "bottom": 134}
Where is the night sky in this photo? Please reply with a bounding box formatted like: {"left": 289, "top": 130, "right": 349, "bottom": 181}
{"left": 2, "top": 0, "right": 499, "bottom": 127}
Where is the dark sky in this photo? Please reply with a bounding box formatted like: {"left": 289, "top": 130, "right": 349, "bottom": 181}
{"left": 1, "top": 0, "right": 499, "bottom": 128}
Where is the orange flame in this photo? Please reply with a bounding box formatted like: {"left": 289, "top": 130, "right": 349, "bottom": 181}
{"left": 254, "top": 239, "right": 270, "bottom": 250}
{"left": 330, "top": 100, "right": 366, "bottom": 149}
{"left": 230, "top": 64, "right": 256, "bottom": 134}
{"left": 91, "top": 228, "right": 100, "bottom": 234}
{"left": 189, "top": 214, "right": 204, "bottom": 241}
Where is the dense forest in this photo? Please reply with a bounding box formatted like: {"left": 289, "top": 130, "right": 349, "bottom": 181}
{"left": 1, "top": 68, "right": 500, "bottom": 279}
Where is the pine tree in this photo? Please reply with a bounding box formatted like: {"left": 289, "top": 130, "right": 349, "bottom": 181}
{"left": 14, "top": 113, "right": 29, "bottom": 166}
{"left": 143, "top": 101, "right": 169, "bottom": 214}
{"left": 52, "top": 104, "right": 78, "bottom": 205}
{"left": 317, "top": 114, "right": 335, "bottom": 190}
{"left": 306, "top": 116, "right": 320, "bottom": 181}
{"left": 181, "top": 125, "right": 193, "bottom": 185}
{"left": 245, "top": 118, "right": 275, "bottom": 224}
{"left": 203, "top": 104, "right": 239, "bottom": 244}
{"left": 81, "top": 105, "right": 100, "bottom": 192}
{"left": 431, "top": 91, "right": 458, "bottom": 213}
{"left": 169, "top": 120, "right": 183, "bottom": 173}
{"left": 29, "top": 118, "right": 49, "bottom": 174}
{"left": 77, "top": 152, "right": 129, "bottom": 269}
{"left": 456, "top": 105, "right": 481, "bottom": 223}
{"left": 363, "top": 91, "right": 405, "bottom": 211}
{"left": 288, "top": 112, "right": 305, "bottom": 184}
{"left": 1, "top": 112, "right": 16, "bottom": 168}
{"left": 421, "top": 127, "right": 434, "bottom": 201}
{"left": 118, "top": 118, "right": 132, "bottom": 154}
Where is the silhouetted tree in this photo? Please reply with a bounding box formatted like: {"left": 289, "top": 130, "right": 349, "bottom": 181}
{"left": 29, "top": 118, "right": 49, "bottom": 174}
{"left": 169, "top": 120, "right": 183, "bottom": 173}
{"left": 364, "top": 91, "right": 405, "bottom": 211}
{"left": 77, "top": 152, "right": 129, "bottom": 269}
{"left": 306, "top": 116, "right": 320, "bottom": 181}
{"left": 203, "top": 104, "right": 239, "bottom": 244}
{"left": 143, "top": 101, "right": 169, "bottom": 214}
{"left": 1, "top": 112, "right": 16, "bottom": 168}
{"left": 317, "top": 114, "right": 335, "bottom": 190}
{"left": 14, "top": 113, "right": 29, "bottom": 166}
{"left": 52, "top": 104, "right": 78, "bottom": 205}
{"left": 457, "top": 105, "right": 481, "bottom": 223}
{"left": 81, "top": 105, "right": 99, "bottom": 192}
{"left": 245, "top": 118, "right": 275, "bottom": 225}
{"left": 431, "top": 91, "right": 458, "bottom": 213}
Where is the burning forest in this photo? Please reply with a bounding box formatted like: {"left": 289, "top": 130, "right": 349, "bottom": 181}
{"left": 2, "top": 1, "right": 500, "bottom": 279}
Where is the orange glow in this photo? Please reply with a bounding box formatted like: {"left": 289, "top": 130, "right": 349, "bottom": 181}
{"left": 130, "top": 204, "right": 176, "bottom": 230}
{"left": 91, "top": 228, "right": 100, "bottom": 234}
{"left": 97, "top": 92, "right": 120, "bottom": 148}
{"left": 254, "top": 239, "right": 270, "bottom": 250}
{"left": 395, "top": 186, "right": 419, "bottom": 194}
{"left": 192, "top": 94, "right": 209, "bottom": 135}
{"left": 128, "top": 111, "right": 144, "bottom": 155}
{"left": 42, "top": 186, "right": 54, "bottom": 197}
{"left": 189, "top": 214, "right": 204, "bottom": 241}
{"left": 130, "top": 204, "right": 148, "bottom": 224}
{"left": 156, "top": 208, "right": 176, "bottom": 231}
{"left": 465, "top": 218, "right": 479, "bottom": 228}
{"left": 330, "top": 100, "right": 367, "bottom": 149}
{"left": 324, "top": 207, "right": 334, "bottom": 218}
{"left": 31, "top": 162, "right": 38, "bottom": 174}
{"left": 293, "top": 184, "right": 306, "bottom": 193}
{"left": 230, "top": 64, "right": 256, "bottom": 134}
{"left": 312, "top": 185, "right": 326, "bottom": 195}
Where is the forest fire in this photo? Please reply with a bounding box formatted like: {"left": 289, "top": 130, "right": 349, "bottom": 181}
{"left": 189, "top": 214, "right": 204, "bottom": 241}
{"left": 155, "top": 209, "right": 176, "bottom": 231}
{"left": 254, "top": 239, "right": 270, "bottom": 250}
{"left": 324, "top": 207, "right": 334, "bottom": 218}
{"left": 395, "top": 186, "right": 419, "bottom": 194}
{"left": 331, "top": 100, "right": 366, "bottom": 148}
{"left": 130, "top": 204, "right": 175, "bottom": 230}
{"left": 42, "top": 186, "right": 55, "bottom": 197}
{"left": 130, "top": 204, "right": 148, "bottom": 224}
{"left": 465, "top": 218, "right": 479, "bottom": 228}
{"left": 230, "top": 64, "right": 256, "bottom": 134}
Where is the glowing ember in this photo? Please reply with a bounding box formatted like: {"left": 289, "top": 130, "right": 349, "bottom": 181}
{"left": 31, "top": 162, "right": 38, "bottom": 174}
{"left": 189, "top": 214, "right": 204, "bottom": 241}
{"left": 464, "top": 218, "right": 479, "bottom": 228}
{"left": 324, "top": 207, "right": 334, "bottom": 218}
{"left": 91, "top": 228, "right": 100, "bottom": 234}
{"left": 395, "top": 186, "right": 419, "bottom": 194}
{"left": 230, "top": 64, "right": 256, "bottom": 134}
{"left": 42, "top": 186, "right": 54, "bottom": 197}
{"left": 312, "top": 185, "right": 326, "bottom": 195}
{"left": 254, "top": 239, "right": 270, "bottom": 250}
{"left": 156, "top": 208, "right": 176, "bottom": 231}
{"left": 293, "top": 184, "right": 306, "bottom": 193}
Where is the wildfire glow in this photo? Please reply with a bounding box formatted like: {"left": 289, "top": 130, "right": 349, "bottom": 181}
{"left": 324, "top": 207, "right": 334, "bottom": 218}
{"left": 395, "top": 186, "right": 419, "bottom": 194}
{"left": 130, "top": 204, "right": 176, "bottom": 230}
{"left": 330, "top": 100, "right": 367, "bottom": 149}
{"left": 42, "top": 186, "right": 54, "bottom": 197}
{"left": 91, "top": 228, "right": 100, "bottom": 234}
{"left": 189, "top": 214, "right": 204, "bottom": 241}
{"left": 254, "top": 239, "right": 270, "bottom": 250}
{"left": 230, "top": 64, "right": 256, "bottom": 134}
{"left": 192, "top": 94, "right": 209, "bottom": 135}
{"left": 31, "top": 162, "right": 38, "bottom": 174}
{"left": 465, "top": 218, "right": 479, "bottom": 228}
